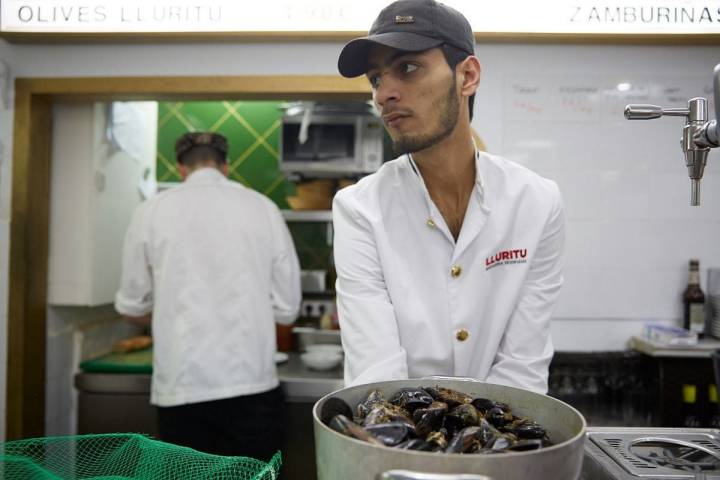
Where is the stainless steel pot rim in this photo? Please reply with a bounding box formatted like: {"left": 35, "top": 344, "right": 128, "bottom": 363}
{"left": 312, "top": 378, "right": 587, "bottom": 459}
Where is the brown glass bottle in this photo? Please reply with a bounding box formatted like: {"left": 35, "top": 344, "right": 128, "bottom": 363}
{"left": 683, "top": 259, "right": 706, "bottom": 335}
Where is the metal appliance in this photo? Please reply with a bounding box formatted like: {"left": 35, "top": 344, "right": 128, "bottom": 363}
{"left": 279, "top": 101, "right": 384, "bottom": 177}
{"left": 582, "top": 427, "right": 720, "bottom": 480}
{"left": 624, "top": 63, "right": 720, "bottom": 206}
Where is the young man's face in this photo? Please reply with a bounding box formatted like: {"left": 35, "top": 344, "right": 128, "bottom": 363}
{"left": 366, "top": 44, "right": 460, "bottom": 155}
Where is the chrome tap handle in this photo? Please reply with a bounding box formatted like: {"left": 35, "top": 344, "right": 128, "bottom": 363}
{"left": 663, "top": 107, "right": 694, "bottom": 117}
{"left": 624, "top": 104, "right": 663, "bottom": 120}
{"left": 710, "top": 63, "right": 720, "bottom": 145}
{"left": 706, "top": 120, "right": 719, "bottom": 147}
{"left": 624, "top": 65, "right": 719, "bottom": 206}
{"left": 694, "top": 63, "right": 720, "bottom": 148}
{"left": 624, "top": 104, "right": 690, "bottom": 120}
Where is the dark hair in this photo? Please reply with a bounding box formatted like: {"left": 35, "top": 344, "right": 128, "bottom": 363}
{"left": 175, "top": 132, "right": 228, "bottom": 167}
{"left": 177, "top": 145, "right": 226, "bottom": 167}
{"left": 441, "top": 44, "right": 475, "bottom": 122}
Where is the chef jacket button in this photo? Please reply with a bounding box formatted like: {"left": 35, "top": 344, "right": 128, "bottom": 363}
{"left": 450, "top": 265, "right": 462, "bottom": 278}
{"left": 456, "top": 329, "right": 469, "bottom": 341}
{"left": 426, "top": 218, "right": 436, "bottom": 227}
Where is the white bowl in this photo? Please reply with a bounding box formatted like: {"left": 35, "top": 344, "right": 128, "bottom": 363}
{"left": 300, "top": 351, "right": 343, "bottom": 371}
{"left": 305, "top": 344, "right": 344, "bottom": 356}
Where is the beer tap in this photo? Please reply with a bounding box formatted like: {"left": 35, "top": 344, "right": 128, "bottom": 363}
{"left": 624, "top": 63, "right": 720, "bottom": 206}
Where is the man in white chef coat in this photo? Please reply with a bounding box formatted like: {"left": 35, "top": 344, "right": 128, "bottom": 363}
{"left": 334, "top": 0, "right": 564, "bottom": 393}
{"left": 115, "top": 132, "right": 301, "bottom": 460}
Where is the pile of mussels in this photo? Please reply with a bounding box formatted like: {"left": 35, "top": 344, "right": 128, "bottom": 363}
{"left": 320, "top": 386, "right": 552, "bottom": 454}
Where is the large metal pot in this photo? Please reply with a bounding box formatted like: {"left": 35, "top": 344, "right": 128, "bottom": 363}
{"left": 312, "top": 378, "right": 586, "bottom": 480}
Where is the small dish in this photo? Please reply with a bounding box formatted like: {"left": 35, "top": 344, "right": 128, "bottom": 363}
{"left": 274, "top": 352, "right": 289, "bottom": 364}
{"left": 305, "top": 344, "right": 344, "bottom": 356}
{"left": 301, "top": 351, "right": 342, "bottom": 371}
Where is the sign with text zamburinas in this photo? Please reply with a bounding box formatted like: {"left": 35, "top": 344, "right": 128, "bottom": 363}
{"left": 1, "top": 0, "right": 720, "bottom": 34}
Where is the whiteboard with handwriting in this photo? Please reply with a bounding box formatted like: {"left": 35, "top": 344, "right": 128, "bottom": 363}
{"left": 470, "top": 44, "right": 719, "bottom": 322}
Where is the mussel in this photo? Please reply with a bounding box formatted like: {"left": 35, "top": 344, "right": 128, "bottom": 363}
{"left": 445, "top": 426, "right": 482, "bottom": 454}
{"left": 396, "top": 438, "right": 436, "bottom": 451}
{"left": 357, "top": 389, "right": 385, "bottom": 419}
{"left": 475, "top": 418, "right": 503, "bottom": 447}
{"left": 485, "top": 406, "right": 514, "bottom": 428}
{"left": 444, "top": 403, "right": 481, "bottom": 433}
{"left": 389, "top": 388, "right": 434, "bottom": 413}
{"left": 424, "top": 386, "right": 473, "bottom": 407}
{"left": 365, "top": 421, "right": 413, "bottom": 446}
{"left": 363, "top": 402, "right": 414, "bottom": 430}
{"left": 413, "top": 401, "right": 448, "bottom": 438}
{"left": 323, "top": 386, "right": 554, "bottom": 456}
{"left": 504, "top": 419, "right": 548, "bottom": 440}
{"left": 485, "top": 434, "right": 514, "bottom": 451}
{"left": 329, "top": 414, "right": 383, "bottom": 445}
{"left": 471, "top": 397, "right": 510, "bottom": 414}
{"left": 425, "top": 430, "right": 449, "bottom": 451}
{"left": 505, "top": 439, "right": 544, "bottom": 452}
{"left": 320, "top": 397, "right": 354, "bottom": 426}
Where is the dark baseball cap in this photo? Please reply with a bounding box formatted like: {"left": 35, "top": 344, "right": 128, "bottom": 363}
{"left": 338, "top": 0, "right": 475, "bottom": 78}
{"left": 175, "top": 132, "right": 229, "bottom": 161}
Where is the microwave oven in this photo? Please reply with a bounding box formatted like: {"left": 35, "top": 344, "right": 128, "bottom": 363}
{"left": 279, "top": 111, "right": 384, "bottom": 176}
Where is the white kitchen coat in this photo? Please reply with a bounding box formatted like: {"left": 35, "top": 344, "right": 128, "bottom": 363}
{"left": 115, "top": 168, "right": 301, "bottom": 407}
{"left": 333, "top": 151, "right": 564, "bottom": 393}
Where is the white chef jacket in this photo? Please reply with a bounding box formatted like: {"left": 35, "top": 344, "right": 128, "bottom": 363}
{"left": 333, "top": 151, "right": 564, "bottom": 393}
{"left": 115, "top": 168, "right": 301, "bottom": 407}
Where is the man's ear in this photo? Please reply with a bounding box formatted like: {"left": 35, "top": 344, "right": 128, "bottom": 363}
{"left": 222, "top": 163, "right": 229, "bottom": 176}
{"left": 178, "top": 163, "right": 188, "bottom": 180}
{"left": 459, "top": 55, "right": 481, "bottom": 98}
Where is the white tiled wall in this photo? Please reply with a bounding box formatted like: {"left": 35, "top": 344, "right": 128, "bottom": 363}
{"left": 45, "top": 305, "right": 140, "bottom": 436}
{"left": 551, "top": 317, "right": 675, "bottom": 351}
{"left": 44, "top": 100, "right": 155, "bottom": 436}
{"left": 471, "top": 45, "right": 720, "bottom": 351}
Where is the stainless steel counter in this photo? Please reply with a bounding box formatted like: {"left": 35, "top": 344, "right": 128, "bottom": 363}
{"left": 630, "top": 335, "right": 720, "bottom": 358}
{"left": 277, "top": 352, "right": 344, "bottom": 401}
{"left": 75, "top": 352, "right": 343, "bottom": 401}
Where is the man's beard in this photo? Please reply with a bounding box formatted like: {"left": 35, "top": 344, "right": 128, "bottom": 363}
{"left": 392, "top": 79, "right": 460, "bottom": 155}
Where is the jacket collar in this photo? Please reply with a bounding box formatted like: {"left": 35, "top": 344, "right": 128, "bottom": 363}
{"left": 406, "top": 149, "right": 486, "bottom": 206}
{"left": 184, "top": 167, "right": 227, "bottom": 184}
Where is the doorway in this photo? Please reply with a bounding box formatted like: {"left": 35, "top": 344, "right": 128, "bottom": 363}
{"left": 6, "top": 74, "right": 371, "bottom": 441}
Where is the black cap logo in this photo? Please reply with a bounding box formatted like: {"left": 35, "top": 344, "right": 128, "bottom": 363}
{"left": 394, "top": 15, "right": 414, "bottom": 23}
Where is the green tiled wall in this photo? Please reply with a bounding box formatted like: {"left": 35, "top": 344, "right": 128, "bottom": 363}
{"left": 157, "top": 101, "right": 292, "bottom": 208}
{"left": 156, "top": 101, "right": 330, "bottom": 270}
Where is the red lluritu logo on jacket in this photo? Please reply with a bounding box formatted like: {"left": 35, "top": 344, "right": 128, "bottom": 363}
{"left": 485, "top": 249, "right": 528, "bottom": 270}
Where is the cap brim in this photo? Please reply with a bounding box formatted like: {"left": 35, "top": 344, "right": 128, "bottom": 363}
{"left": 337, "top": 32, "right": 443, "bottom": 78}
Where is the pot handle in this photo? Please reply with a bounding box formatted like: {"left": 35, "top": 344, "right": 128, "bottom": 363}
{"left": 421, "top": 375, "right": 478, "bottom": 383}
{"left": 380, "top": 470, "right": 494, "bottom": 480}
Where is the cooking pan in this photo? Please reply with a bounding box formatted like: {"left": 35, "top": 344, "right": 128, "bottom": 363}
{"left": 312, "top": 378, "right": 586, "bottom": 480}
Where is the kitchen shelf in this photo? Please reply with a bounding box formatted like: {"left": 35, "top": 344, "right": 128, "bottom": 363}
{"left": 281, "top": 210, "right": 333, "bottom": 222}
{"left": 157, "top": 182, "right": 179, "bottom": 191}
{"left": 155, "top": 188, "right": 332, "bottom": 222}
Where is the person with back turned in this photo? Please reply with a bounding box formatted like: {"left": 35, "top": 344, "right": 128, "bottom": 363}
{"left": 333, "top": 0, "right": 565, "bottom": 393}
{"left": 115, "top": 132, "right": 301, "bottom": 460}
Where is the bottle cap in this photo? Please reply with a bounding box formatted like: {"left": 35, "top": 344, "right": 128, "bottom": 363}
{"left": 683, "top": 384, "right": 697, "bottom": 403}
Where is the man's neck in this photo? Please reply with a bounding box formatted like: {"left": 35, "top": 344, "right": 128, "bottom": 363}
{"left": 411, "top": 122, "right": 476, "bottom": 240}
{"left": 412, "top": 123, "right": 475, "bottom": 201}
